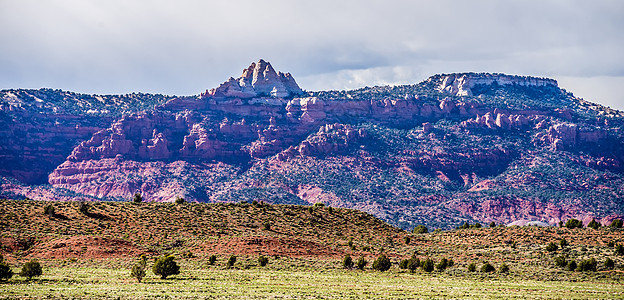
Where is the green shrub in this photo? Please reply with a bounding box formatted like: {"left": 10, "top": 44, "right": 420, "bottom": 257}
{"left": 566, "top": 260, "right": 577, "bottom": 271}
{"left": 559, "top": 238, "right": 569, "bottom": 248}
{"left": 130, "top": 255, "right": 147, "bottom": 283}
{"left": 546, "top": 242, "right": 558, "bottom": 252}
{"left": 175, "top": 197, "right": 185, "bottom": 204}
{"left": 481, "top": 262, "right": 495, "bottom": 273}
{"left": 489, "top": 222, "right": 496, "bottom": 228}
{"left": 413, "top": 225, "right": 428, "bottom": 234}
{"left": 343, "top": 254, "right": 354, "bottom": 269}
{"left": 499, "top": 263, "right": 509, "bottom": 273}
{"left": 604, "top": 258, "right": 615, "bottom": 270}
{"left": 399, "top": 258, "right": 409, "bottom": 269}
{"left": 421, "top": 258, "right": 434, "bottom": 273}
{"left": 258, "top": 255, "right": 268, "bottom": 267}
{"left": 587, "top": 219, "right": 601, "bottom": 230}
{"left": 313, "top": 202, "right": 325, "bottom": 208}
{"left": 227, "top": 255, "right": 236, "bottom": 268}
{"left": 327, "top": 206, "right": 334, "bottom": 213}
{"left": 152, "top": 255, "right": 179, "bottom": 279}
{"left": 554, "top": 255, "right": 567, "bottom": 267}
{"left": 565, "top": 219, "right": 583, "bottom": 229}
{"left": 578, "top": 258, "right": 597, "bottom": 272}
{"left": 467, "top": 262, "right": 476, "bottom": 272}
{"left": 470, "top": 223, "right": 482, "bottom": 229}
{"left": 458, "top": 222, "right": 470, "bottom": 229}
{"left": 208, "top": 255, "right": 217, "bottom": 265}
{"left": 372, "top": 254, "right": 391, "bottom": 272}
{"left": 610, "top": 219, "right": 623, "bottom": 228}
{"left": 19, "top": 260, "right": 42, "bottom": 280}
{"left": 607, "top": 241, "right": 615, "bottom": 247}
{"left": 616, "top": 244, "right": 624, "bottom": 256}
{"left": 77, "top": 201, "right": 90, "bottom": 215}
{"left": 436, "top": 258, "right": 452, "bottom": 271}
{"left": 263, "top": 221, "right": 271, "bottom": 231}
{"left": 404, "top": 236, "right": 410, "bottom": 245}
{"left": 356, "top": 256, "right": 367, "bottom": 270}
{"left": 348, "top": 238, "right": 355, "bottom": 250}
{"left": 43, "top": 204, "right": 55, "bottom": 217}
{"left": 132, "top": 192, "right": 143, "bottom": 203}
{"left": 0, "top": 255, "right": 12, "bottom": 281}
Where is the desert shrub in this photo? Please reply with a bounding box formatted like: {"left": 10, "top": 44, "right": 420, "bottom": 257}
{"left": 554, "top": 255, "right": 567, "bottom": 267}
{"left": 481, "top": 262, "right": 495, "bottom": 273}
{"left": 489, "top": 221, "right": 496, "bottom": 228}
{"left": 577, "top": 258, "right": 597, "bottom": 272}
{"left": 610, "top": 219, "right": 623, "bottom": 228}
{"left": 0, "top": 255, "right": 13, "bottom": 281}
{"left": 404, "top": 236, "right": 410, "bottom": 245}
{"left": 421, "top": 258, "right": 434, "bottom": 273}
{"left": 467, "top": 262, "right": 477, "bottom": 272}
{"left": 559, "top": 221, "right": 564, "bottom": 227}
{"left": 356, "top": 256, "right": 367, "bottom": 270}
{"left": 499, "top": 263, "right": 509, "bottom": 273}
{"left": 616, "top": 244, "right": 624, "bottom": 256}
{"left": 152, "top": 255, "right": 179, "bottom": 279}
{"left": 313, "top": 202, "right": 325, "bottom": 208}
{"left": 263, "top": 221, "right": 271, "bottom": 231}
{"left": 560, "top": 238, "right": 569, "bottom": 248}
{"left": 413, "top": 225, "right": 428, "bottom": 234}
{"left": 182, "top": 251, "right": 194, "bottom": 258}
{"left": 131, "top": 255, "right": 147, "bottom": 283}
{"left": 343, "top": 254, "right": 354, "bottom": 269}
{"left": 399, "top": 259, "right": 409, "bottom": 269}
{"left": 175, "top": 197, "right": 185, "bottom": 204}
{"left": 565, "top": 218, "right": 583, "bottom": 229}
{"left": 470, "top": 223, "right": 482, "bottom": 229}
{"left": 43, "top": 204, "right": 55, "bottom": 217}
{"left": 607, "top": 241, "right": 615, "bottom": 247}
{"left": 436, "top": 258, "right": 453, "bottom": 271}
{"left": 227, "top": 255, "right": 236, "bottom": 268}
{"left": 458, "top": 222, "right": 469, "bottom": 229}
{"left": 132, "top": 192, "right": 143, "bottom": 203}
{"left": 208, "top": 255, "right": 217, "bottom": 265}
{"left": 546, "top": 242, "right": 558, "bottom": 252}
{"left": 327, "top": 206, "right": 334, "bottom": 213}
{"left": 258, "top": 255, "right": 268, "bottom": 267}
{"left": 587, "top": 219, "right": 601, "bottom": 230}
{"left": 252, "top": 200, "right": 258, "bottom": 206}
{"left": 566, "top": 260, "right": 577, "bottom": 271}
{"left": 19, "top": 260, "right": 42, "bottom": 280}
{"left": 77, "top": 201, "right": 90, "bottom": 215}
{"left": 308, "top": 207, "right": 313, "bottom": 214}
{"left": 348, "top": 238, "right": 355, "bottom": 250}
{"left": 372, "top": 254, "right": 391, "bottom": 272}
{"left": 604, "top": 258, "right": 615, "bottom": 270}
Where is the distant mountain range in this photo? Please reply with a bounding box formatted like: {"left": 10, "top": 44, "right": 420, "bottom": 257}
{"left": 2, "top": 59, "right": 623, "bottom": 229}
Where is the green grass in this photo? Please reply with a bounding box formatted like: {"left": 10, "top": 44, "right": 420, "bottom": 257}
{"left": 1, "top": 261, "right": 623, "bottom": 299}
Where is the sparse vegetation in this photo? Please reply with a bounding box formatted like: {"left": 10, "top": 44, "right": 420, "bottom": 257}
{"left": 604, "top": 258, "right": 615, "bottom": 270}
{"left": 546, "top": 242, "right": 558, "bottom": 252}
{"left": 0, "top": 255, "right": 13, "bottom": 281}
{"left": 610, "top": 219, "right": 623, "bottom": 228}
{"left": 343, "top": 254, "right": 353, "bottom": 269}
{"left": 413, "top": 225, "right": 428, "bottom": 234}
{"left": 467, "top": 262, "right": 477, "bottom": 272}
{"left": 587, "top": 219, "right": 601, "bottom": 230}
{"left": 43, "top": 204, "right": 55, "bottom": 217}
{"left": 130, "top": 255, "right": 147, "bottom": 283}
{"left": 372, "top": 254, "right": 391, "bottom": 272}
{"left": 227, "top": 255, "right": 237, "bottom": 268}
{"left": 175, "top": 196, "right": 185, "bottom": 204}
{"left": 258, "top": 255, "right": 269, "bottom": 267}
{"left": 481, "top": 262, "right": 495, "bottom": 273}
{"left": 499, "top": 263, "right": 509, "bottom": 273}
{"left": 19, "top": 260, "right": 42, "bottom": 280}
{"left": 356, "top": 256, "right": 367, "bottom": 270}
{"left": 208, "top": 255, "right": 217, "bottom": 265}
{"left": 577, "top": 258, "right": 597, "bottom": 272}
{"left": 565, "top": 219, "right": 583, "bottom": 229}
{"left": 421, "top": 258, "right": 434, "bottom": 273}
{"left": 132, "top": 192, "right": 143, "bottom": 204}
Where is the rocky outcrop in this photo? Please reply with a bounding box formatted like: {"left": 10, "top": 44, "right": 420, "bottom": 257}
{"left": 432, "top": 73, "right": 558, "bottom": 97}
{"left": 205, "top": 59, "right": 303, "bottom": 99}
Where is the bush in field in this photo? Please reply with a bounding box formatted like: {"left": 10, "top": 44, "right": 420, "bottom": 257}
{"left": 565, "top": 219, "right": 583, "bottom": 229}
{"left": 566, "top": 260, "right": 577, "bottom": 271}
{"left": 372, "top": 254, "right": 391, "bottom": 271}
{"left": 0, "top": 255, "right": 13, "bottom": 281}
{"left": 577, "top": 258, "right": 597, "bottom": 272}
{"left": 132, "top": 193, "right": 143, "bottom": 204}
{"left": 421, "top": 258, "right": 434, "bottom": 273}
{"left": 175, "top": 197, "right": 185, "bottom": 204}
{"left": 356, "top": 256, "right": 367, "bottom": 270}
{"left": 608, "top": 241, "right": 615, "bottom": 247}
{"left": 413, "top": 225, "right": 428, "bottom": 234}
{"left": 227, "top": 255, "right": 236, "bottom": 268}
{"left": 258, "top": 256, "right": 269, "bottom": 267}
{"left": 404, "top": 236, "right": 411, "bottom": 245}
{"left": 131, "top": 255, "right": 147, "bottom": 283}
{"left": 546, "top": 242, "right": 558, "bottom": 252}
{"left": 208, "top": 255, "right": 217, "bottom": 265}
{"left": 343, "top": 254, "right": 353, "bottom": 269}
{"left": 499, "top": 263, "right": 509, "bottom": 273}
{"left": 19, "top": 260, "right": 42, "bottom": 280}
{"left": 559, "top": 238, "right": 569, "bottom": 248}
{"left": 152, "top": 255, "right": 179, "bottom": 279}
{"left": 587, "top": 219, "right": 601, "bottom": 230}
{"left": 481, "top": 262, "right": 495, "bottom": 273}
{"left": 467, "top": 262, "right": 477, "bottom": 272}
{"left": 610, "top": 219, "right": 623, "bottom": 228}
{"left": 554, "top": 255, "right": 567, "bottom": 267}
{"left": 616, "top": 244, "right": 624, "bottom": 256}
{"left": 43, "top": 204, "right": 55, "bottom": 217}
{"left": 604, "top": 258, "right": 615, "bottom": 270}
{"left": 489, "top": 222, "right": 496, "bottom": 228}
{"left": 77, "top": 201, "right": 90, "bottom": 215}
{"left": 436, "top": 258, "right": 453, "bottom": 271}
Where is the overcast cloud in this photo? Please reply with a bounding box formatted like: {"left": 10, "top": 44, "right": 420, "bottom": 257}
{"left": 1, "top": 0, "right": 622, "bottom": 109}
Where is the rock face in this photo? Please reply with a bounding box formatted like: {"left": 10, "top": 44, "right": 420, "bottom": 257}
{"left": 432, "top": 73, "right": 558, "bottom": 97}
{"left": 3, "top": 62, "right": 624, "bottom": 230}
{"left": 206, "top": 59, "right": 303, "bottom": 98}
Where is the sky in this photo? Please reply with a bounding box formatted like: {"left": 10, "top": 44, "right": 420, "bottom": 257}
{"left": 1, "top": 0, "right": 623, "bottom": 110}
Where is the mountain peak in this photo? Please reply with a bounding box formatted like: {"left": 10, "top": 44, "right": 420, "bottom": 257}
{"left": 207, "top": 59, "right": 303, "bottom": 99}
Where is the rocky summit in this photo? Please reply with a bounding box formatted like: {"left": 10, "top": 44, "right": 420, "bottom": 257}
{"left": 1, "top": 59, "right": 623, "bottom": 229}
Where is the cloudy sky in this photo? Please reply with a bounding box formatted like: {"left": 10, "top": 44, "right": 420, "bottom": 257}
{"left": 1, "top": 0, "right": 623, "bottom": 109}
